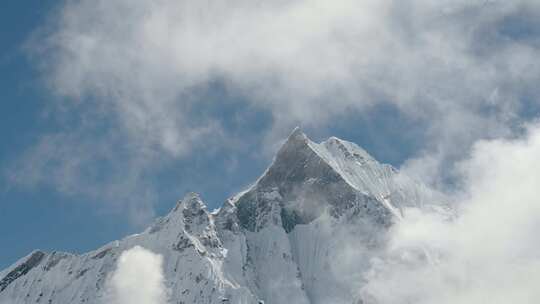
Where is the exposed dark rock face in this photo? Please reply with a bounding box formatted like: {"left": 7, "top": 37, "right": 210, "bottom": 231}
{"left": 0, "top": 251, "right": 46, "bottom": 292}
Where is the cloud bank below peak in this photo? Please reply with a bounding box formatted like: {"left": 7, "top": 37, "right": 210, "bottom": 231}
{"left": 362, "top": 122, "right": 540, "bottom": 304}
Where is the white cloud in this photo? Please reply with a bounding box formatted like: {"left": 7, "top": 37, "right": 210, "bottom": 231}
{"left": 361, "top": 123, "right": 540, "bottom": 304}
{"left": 105, "top": 246, "right": 168, "bottom": 304}
{"left": 35, "top": 0, "right": 540, "bottom": 151}
{"left": 14, "top": 0, "right": 540, "bottom": 217}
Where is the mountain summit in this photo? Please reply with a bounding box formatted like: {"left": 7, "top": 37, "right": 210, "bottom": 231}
{"left": 0, "top": 129, "right": 447, "bottom": 304}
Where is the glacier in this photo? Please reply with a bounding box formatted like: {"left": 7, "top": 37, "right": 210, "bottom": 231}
{"left": 0, "top": 128, "right": 448, "bottom": 304}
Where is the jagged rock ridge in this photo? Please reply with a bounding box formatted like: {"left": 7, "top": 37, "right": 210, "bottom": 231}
{"left": 0, "top": 128, "right": 447, "bottom": 304}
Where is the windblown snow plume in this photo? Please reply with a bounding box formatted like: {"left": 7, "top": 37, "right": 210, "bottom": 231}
{"left": 105, "top": 246, "right": 168, "bottom": 304}
{"left": 362, "top": 124, "right": 540, "bottom": 304}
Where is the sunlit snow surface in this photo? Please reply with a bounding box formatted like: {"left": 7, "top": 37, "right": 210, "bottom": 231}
{"left": 0, "top": 129, "right": 448, "bottom": 304}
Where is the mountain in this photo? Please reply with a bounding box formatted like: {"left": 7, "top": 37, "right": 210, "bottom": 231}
{"left": 0, "top": 128, "right": 448, "bottom": 304}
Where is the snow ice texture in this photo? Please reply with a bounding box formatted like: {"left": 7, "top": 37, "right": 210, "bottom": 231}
{"left": 0, "top": 128, "right": 447, "bottom": 304}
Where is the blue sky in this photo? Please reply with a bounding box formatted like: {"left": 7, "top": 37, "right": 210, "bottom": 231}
{"left": 0, "top": 0, "right": 128, "bottom": 268}
{"left": 2, "top": 0, "right": 540, "bottom": 270}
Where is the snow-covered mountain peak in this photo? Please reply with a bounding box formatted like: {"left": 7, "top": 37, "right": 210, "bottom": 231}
{"left": 286, "top": 126, "right": 308, "bottom": 142}
{"left": 321, "top": 136, "right": 375, "bottom": 164}
{"left": 0, "top": 128, "right": 449, "bottom": 304}
{"left": 258, "top": 129, "right": 381, "bottom": 194}
{"left": 173, "top": 192, "right": 207, "bottom": 213}
{"left": 231, "top": 128, "right": 447, "bottom": 234}
{"left": 153, "top": 191, "right": 214, "bottom": 239}
{"left": 230, "top": 129, "right": 402, "bottom": 233}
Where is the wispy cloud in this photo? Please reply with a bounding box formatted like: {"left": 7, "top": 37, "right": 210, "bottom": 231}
{"left": 10, "top": 0, "right": 540, "bottom": 220}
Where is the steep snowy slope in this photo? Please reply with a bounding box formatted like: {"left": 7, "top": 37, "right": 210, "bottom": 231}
{"left": 0, "top": 193, "right": 258, "bottom": 304}
{"left": 0, "top": 128, "right": 447, "bottom": 304}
